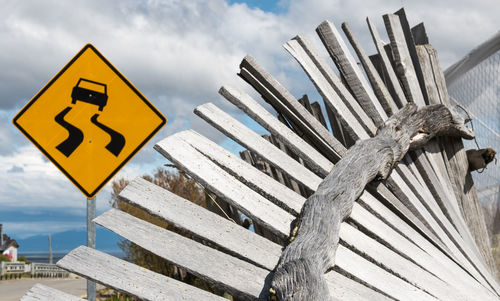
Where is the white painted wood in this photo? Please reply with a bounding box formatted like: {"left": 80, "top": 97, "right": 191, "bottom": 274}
{"left": 95, "top": 209, "right": 270, "bottom": 300}
{"left": 176, "top": 128, "right": 489, "bottom": 299}
{"left": 284, "top": 36, "right": 374, "bottom": 138}
{"left": 383, "top": 14, "right": 426, "bottom": 107}
{"left": 57, "top": 246, "right": 227, "bottom": 301}
{"left": 193, "top": 102, "right": 322, "bottom": 191}
{"left": 240, "top": 56, "right": 347, "bottom": 159}
{"left": 220, "top": 85, "right": 334, "bottom": 177}
{"left": 175, "top": 130, "right": 304, "bottom": 215}
{"left": 335, "top": 245, "right": 438, "bottom": 301}
{"left": 119, "top": 176, "right": 393, "bottom": 301}
{"left": 340, "top": 219, "right": 470, "bottom": 301}
{"left": 316, "top": 20, "right": 388, "bottom": 125}
{"left": 351, "top": 199, "right": 499, "bottom": 300}
{"left": 155, "top": 135, "right": 294, "bottom": 239}
{"left": 156, "top": 129, "right": 446, "bottom": 300}
{"left": 325, "top": 272, "right": 392, "bottom": 301}
{"left": 20, "top": 284, "right": 84, "bottom": 301}
{"left": 390, "top": 168, "right": 492, "bottom": 289}
{"left": 366, "top": 17, "right": 407, "bottom": 108}
{"left": 119, "top": 176, "right": 283, "bottom": 270}
{"left": 240, "top": 67, "right": 344, "bottom": 162}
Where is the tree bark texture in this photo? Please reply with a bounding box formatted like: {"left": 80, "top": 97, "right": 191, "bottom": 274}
{"left": 270, "top": 103, "right": 475, "bottom": 301}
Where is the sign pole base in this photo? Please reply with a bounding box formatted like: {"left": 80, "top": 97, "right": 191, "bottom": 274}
{"left": 87, "top": 197, "right": 96, "bottom": 301}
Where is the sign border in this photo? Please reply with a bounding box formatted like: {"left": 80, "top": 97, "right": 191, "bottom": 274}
{"left": 13, "top": 43, "right": 167, "bottom": 198}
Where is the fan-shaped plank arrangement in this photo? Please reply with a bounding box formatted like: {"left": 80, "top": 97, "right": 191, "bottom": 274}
{"left": 22, "top": 8, "right": 498, "bottom": 301}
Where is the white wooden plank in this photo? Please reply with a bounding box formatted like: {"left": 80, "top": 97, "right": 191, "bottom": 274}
{"left": 220, "top": 85, "right": 334, "bottom": 177}
{"left": 316, "top": 20, "right": 388, "bottom": 125}
{"left": 340, "top": 219, "right": 470, "bottom": 301}
{"left": 20, "top": 284, "right": 84, "bottom": 301}
{"left": 95, "top": 209, "right": 270, "bottom": 300}
{"left": 120, "top": 176, "right": 392, "bottom": 301}
{"left": 335, "top": 245, "right": 438, "bottom": 301}
{"left": 176, "top": 129, "right": 491, "bottom": 298}
{"left": 324, "top": 272, "right": 392, "bottom": 301}
{"left": 175, "top": 130, "right": 303, "bottom": 215}
{"left": 119, "top": 176, "right": 282, "bottom": 270}
{"left": 155, "top": 135, "right": 294, "bottom": 239}
{"left": 342, "top": 22, "right": 398, "bottom": 116}
{"left": 240, "top": 56, "right": 347, "bottom": 159}
{"left": 408, "top": 152, "right": 500, "bottom": 293}
{"left": 351, "top": 199, "right": 499, "bottom": 300}
{"left": 157, "top": 133, "right": 440, "bottom": 300}
{"left": 240, "top": 67, "right": 344, "bottom": 162}
{"left": 193, "top": 102, "right": 321, "bottom": 191}
{"left": 366, "top": 17, "right": 407, "bottom": 108}
{"left": 390, "top": 167, "right": 493, "bottom": 289}
{"left": 383, "top": 14, "right": 426, "bottom": 107}
{"left": 284, "top": 36, "right": 374, "bottom": 138}
{"left": 57, "top": 246, "right": 226, "bottom": 301}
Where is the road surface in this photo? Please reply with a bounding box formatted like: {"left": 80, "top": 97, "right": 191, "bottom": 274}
{"left": 0, "top": 276, "right": 104, "bottom": 301}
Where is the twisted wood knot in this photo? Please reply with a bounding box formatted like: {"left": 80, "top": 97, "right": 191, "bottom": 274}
{"left": 271, "top": 258, "right": 330, "bottom": 301}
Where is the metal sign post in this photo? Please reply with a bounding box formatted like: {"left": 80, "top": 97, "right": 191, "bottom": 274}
{"left": 86, "top": 197, "right": 96, "bottom": 301}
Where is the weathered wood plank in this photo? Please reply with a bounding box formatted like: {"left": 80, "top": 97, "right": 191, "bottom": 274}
{"left": 193, "top": 102, "right": 321, "bottom": 191}
{"left": 394, "top": 8, "right": 429, "bottom": 105}
{"left": 340, "top": 218, "right": 472, "bottom": 301}
{"left": 367, "top": 17, "right": 407, "bottom": 108}
{"left": 181, "top": 127, "right": 493, "bottom": 298}
{"left": 57, "top": 246, "right": 227, "bottom": 301}
{"left": 315, "top": 21, "right": 387, "bottom": 125}
{"left": 270, "top": 103, "right": 476, "bottom": 300}
{"left": 383, "top": 14, "right": 426, "bottom": 106}
{"left": 335, "top": 245, "right": 438, "bottom": 301}
{"left": 392, "top": 164, "right": 496, "bottom": 290}
{"left": 20, "top": 284, "right": 84, "bottom": 301}
{"left": 352, "top": 197, "right": 499, "bottom": 300}
{"left": 119, "top": 173, "right": 393, "bottom": 301}
{"left": 216, "top": 83, "right": 452, "bottom": 266}
{"left": 158, "top": 120, "right": 453, "bottom": 300}
{"left": 239, "top": 67, "right": 342, "bottom": 163}
{"left": 411, "top": 22, "right": 429, "bottom": 45}
{"left": 416, "top": 45, "right": 442, "bottom": 105}
{"left": 95, "top": 209, "right": 270, "bottom": 300}
{"left": 119, "top": 176, "right": 282, "bottom": 270}
{"left": 324, "top": 272, "right": 392, "bottom": 301}
{"left": 416, "top": 42, "right": 498, "bottom": 286}
{"left": 177, "top": 131, "right": 304, "bottom": 214}
{"left": 240, "top": 55, "right": 347, "bottom": 159}
{"left": 220, "top": 85, "right": 333, "bottom": 178}
{"left": 175, "top": 129, "right": 480, "bottom": 297}
{"left": 284, "top": 36, "right": 375, "bottom": 138}
{"left": 341, "top": 22, "right": 397, "bottom": 116}
{"left": 155, "top": 135, "right": 294, "bottom": 240}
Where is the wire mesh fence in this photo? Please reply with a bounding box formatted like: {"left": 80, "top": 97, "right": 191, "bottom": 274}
{"left": 447, "top": 49, "right": 500, "bottom": 210}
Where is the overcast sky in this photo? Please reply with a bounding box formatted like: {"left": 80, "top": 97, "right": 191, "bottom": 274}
{"left": 1, "top": 0, "right": 498, "bottom": 240}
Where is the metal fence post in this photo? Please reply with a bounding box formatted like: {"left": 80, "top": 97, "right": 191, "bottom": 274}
{"left": 87, "top": 197, "right": 96, "bottom": 301}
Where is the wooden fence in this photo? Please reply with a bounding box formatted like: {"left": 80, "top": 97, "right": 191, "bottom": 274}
{"left": 21, "top": 8, "right": 499, "bottom": 301}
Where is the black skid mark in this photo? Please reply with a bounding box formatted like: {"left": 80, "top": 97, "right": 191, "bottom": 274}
{"left": 55, "top": 106, "right": 84, "bottom": 157}
{"left": 90, "top": 114, "right": 125, "bottom": 157}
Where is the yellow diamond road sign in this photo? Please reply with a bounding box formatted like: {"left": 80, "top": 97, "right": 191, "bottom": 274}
{"left": 13, "top": 44, "right": 166, "bottom": 198}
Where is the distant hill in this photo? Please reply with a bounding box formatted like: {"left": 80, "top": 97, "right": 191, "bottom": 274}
{"left": 17, "top": 226, "right": 123, "bottom": 253}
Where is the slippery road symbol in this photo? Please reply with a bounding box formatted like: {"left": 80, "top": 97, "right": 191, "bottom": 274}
{"left": 55, "top": 78, "right": 125, "bottom": 157}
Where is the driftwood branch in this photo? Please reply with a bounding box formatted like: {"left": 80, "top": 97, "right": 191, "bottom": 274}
{"left": 269, "top": 103, "right": 474, "bottom": 301}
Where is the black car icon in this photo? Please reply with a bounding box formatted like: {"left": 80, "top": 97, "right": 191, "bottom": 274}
{"left": 71, "top": 78, "right": 108, "bottom": 111}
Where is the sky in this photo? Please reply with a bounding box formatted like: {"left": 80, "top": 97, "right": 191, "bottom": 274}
{"left": 1, "top": 0, "right": 499, "bottom": 243}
